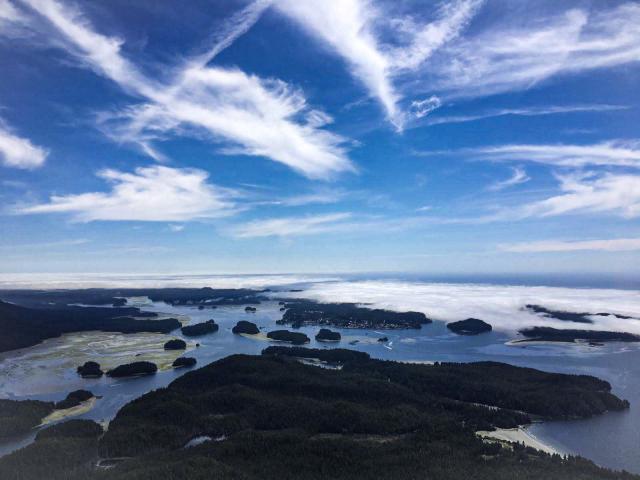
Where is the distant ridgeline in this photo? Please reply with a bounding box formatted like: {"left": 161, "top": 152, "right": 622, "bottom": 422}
{"left": 0, "top": 288, "right": 267, "bottom": 353}
{"left": 525, "top": 304, "right": 636, "bottom": 324}
{"left": 0, "top": 300, "right": 180, "bottom": 353}
{"left": 519, "top": 327, "right": 640, "bottom": 343}
{"left": 1, "top": 348, "right": 634, "bottom": 479}
{"left": 0, "top": 287, "right": 268, "bottom": 308}
{"left": 277, "top": 300, "right": 431, "bottom": 329}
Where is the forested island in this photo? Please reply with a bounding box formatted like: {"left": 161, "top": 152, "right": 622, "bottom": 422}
{"left": 163, "top": 339, "right": 187, "bottom": 350}
{"left": 518, "top": 327, "right": 640, "bottom": 343}
{"left": 54, "top": 390, "right": 94, "bottom": 410}
{"left": 315, "top": 328, "right": 341, "bottom": 341}
{"left": 77, "top": 361, "right": 103, "bottom": 378}
{"left": 181, "top": 319, "right": 218, "bottom": 336}
{"left": 277, "top": 300, "right": 431, "bottom": 329}
{"left": 447, "top": 318, "right": 492, "bottom": 335}
{"left": 266, "top": 329, "right": 310, "bottom": 345}
{"left": 232, "top": 320, "right": 260, "bottom": 335}
{"left": 106, "top": 361, "right": 158, "bottom": 377}
{"left": 172, "top": 357, "right": 197, "bottom": 368}
{"left": 1, "top": 349, "right": 634, "bottom": 479}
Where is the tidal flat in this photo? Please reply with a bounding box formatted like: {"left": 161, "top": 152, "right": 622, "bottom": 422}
{"left": 0, "top": 330, "right": 193, "bottom": 397}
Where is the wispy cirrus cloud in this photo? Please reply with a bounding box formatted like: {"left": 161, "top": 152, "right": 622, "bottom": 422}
{"left": 0, "top": 0, "right": 31, "bottom": 36}
{"left": 439, "top": 172, "right": 640, "bottom": 224}
{"left": 487, "top": 167, "right": 530, "bottom": 191}
{"left": 427, "top": 3, "right": 640, "bottom": 99}
{"left": 467, "top": 140, "right": 640, "bottom": 169}
{"left": 275, "top": 0, "right": 480, "bottom": 129}
{"left": 20, "top": 0, "right": 353, "bottom": 179}
{"left": 274, "top": 1, "right": 639, "bottom": 127}
{"left": 516, "top": 172, "right": 640, "bottom": 219}
{"left": 0, "top": 120, "right": 48, "bottom": 169}
{"left": 422, "top": 104, "right": 628, "bottom": 126}
{"left": 229, "top": 212, "right": 353, "bottom": 238}
{"left": 500, "top": 237, "right": 640, "bottom": 253}
{"left": 19, "top": 165, "right": 237, "bottom": 221}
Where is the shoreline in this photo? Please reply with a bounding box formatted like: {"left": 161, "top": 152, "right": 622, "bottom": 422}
{"left": 39, "top": 397, "right": 97, "bottom": 426}
{"left": 477, "top": 426, "right": 561, "bottom": 456}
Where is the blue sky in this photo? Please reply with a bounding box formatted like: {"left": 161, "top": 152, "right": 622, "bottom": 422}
{"left": 0, "top": 0, "right": 639, "bottom": 275}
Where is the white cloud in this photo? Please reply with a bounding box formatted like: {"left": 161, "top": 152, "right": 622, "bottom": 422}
{"left": 487, "top": 167, "right": 530, "bottom": 191}
{"left": 440, "top": 172, "right": 640, "bottom": 224}
{"left": 423, "top": 104, "right": 627, "bottom": 126}
{"left": 275, "top": 0, "right": 479, "bottom": 129}
{"left": 410, "top": 95, "right": 441, "bottom": 118}
{"left": 20, "top": 165, "right": 237, "bottom": 221}
{"left": 0, "top": 0, "right": 21, "bottom": 23}
{"left": 275, "top": 0, "right": 401, "bottom": 128}
{"left": 259, "top": 189, "right": 347, "bottom": 207}
{"left": 0, "top": 0, "right": 30, "bottom": 35}
{"left": 428, "top": 3, "right": 640, "bottom": 99}
{"left": 22, "top": 0, "right": 353, "bottom": 179}
{"left": 500, "top": 238, "right": 640, "bottom": 253}
{"left": 516, "top": 172, "right": 640, "bottom": 219}
{"left": 229, "top": 212, "right": 352, "bottom": 238}
{"left": 0, "top": 122, "right": 48, "bottom": 168}
{"left": 188, "top": 0, "right": 272, "bottom": 68}
{"left": 0, "top": 238, "right": 88, "bottom": 250}
{"left": 294, "top": 280, "right": 640, "bottom": 333}
{"left": 450, "top": 140, "right": 640, "bottom": 169}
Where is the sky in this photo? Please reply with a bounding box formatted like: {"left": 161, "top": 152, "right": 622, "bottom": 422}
{"left": 0, "top": 0, "right": 639, "bottom": 276}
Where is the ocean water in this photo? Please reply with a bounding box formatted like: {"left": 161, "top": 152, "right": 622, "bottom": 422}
{"left": 0, "top": 274, "right": 639, "bottom": 473}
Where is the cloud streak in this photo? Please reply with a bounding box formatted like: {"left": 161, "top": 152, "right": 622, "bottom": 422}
{"left": 20, "top": 165, "right": 237, "bottom": 221}
{"left": 487, "top": 167, "right": 530, "bottom": 191}
{"left": 423, "top": 104, "right": 627, "bottom": 126}
{"left": 468, "top": 140, "right": 640, "bottom": 169}
{"left": 500, "top": 238, "right": 640, "bottom": 253}
{"left": 229, "top": 212, "right": 352, "bottom": 238}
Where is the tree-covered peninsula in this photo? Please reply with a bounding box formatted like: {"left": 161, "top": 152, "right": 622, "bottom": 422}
{"left": 1, "top": 349, "right": 633, "bottom": 479}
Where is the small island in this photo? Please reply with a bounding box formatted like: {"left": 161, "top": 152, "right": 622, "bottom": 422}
{"left": 315, "top": 328, "right": 341, "bottom": 342}
{"left": 447, "top": 318, "right": 492, "bottom": 335}
{"left": 181, "top": 319, "right": 219, "bottom": 336}
{"left": 54, "top": 390, "right": 94, "bottom": 410}
{"left": 245, "top": 306, "right": 257, "bottom": 313}
{"left": 232, "top": 320, "right": 260, "bottom": 335}
{"left": 76, "top": 361, "right": 103, "bottom": 378}
{"left": 164, "top": 339, "right": 187, "bottom": 350}
{"left": 106, "top": 361, "right": 158, "bottom": 377}
{"left": 267, "top": 330, "right": 310, "bottom": 345}
{"left": 173, "top": 356, "right": 197, "bottom": 368}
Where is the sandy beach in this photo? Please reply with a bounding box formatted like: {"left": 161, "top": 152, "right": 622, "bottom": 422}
{"left": 477, "top": 427, "right": 561, "bottom": 455}
{"left": 39, "top": 397, "right": 98, "bottom": 426}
